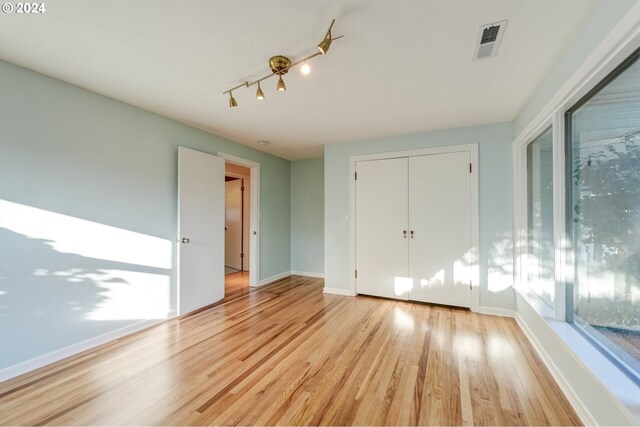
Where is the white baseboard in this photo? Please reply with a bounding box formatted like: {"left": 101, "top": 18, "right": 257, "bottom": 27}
{"left": 258, "top": 271, "right": 291, "bottom": 286}
{"left": 515, "top": 314, "right": 596, "bottom": 426}
{"left": 0, "top": 312, "right": 176, "bottom": 383}
{"left": 323, "top": 287, "right": 355, "bottom": 296}
{"left": 477, "top": 306, "right": 515, "bottom": 318}
{"left": 291, "top": 271, "right": 324, "bottom": 278}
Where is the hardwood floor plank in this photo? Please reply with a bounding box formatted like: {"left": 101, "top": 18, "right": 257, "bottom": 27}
{"left": 0, "top": 277, "right": 581, "bottom": 426}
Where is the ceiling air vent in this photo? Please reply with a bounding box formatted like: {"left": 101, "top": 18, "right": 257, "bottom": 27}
{"left": 473, "top": 20, "right": 507, "bottom": 60}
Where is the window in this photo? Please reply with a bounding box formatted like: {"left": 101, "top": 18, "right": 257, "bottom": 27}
{"left": 526, "top": 127, "right": 555, "bottom": 306}
{"left": 567, "top": 48, "right": 640, "bottom": 378}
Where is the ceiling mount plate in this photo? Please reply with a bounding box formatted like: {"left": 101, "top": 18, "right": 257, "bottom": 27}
{"left": 269, "top": 55, "right": 291, "bottom": 75}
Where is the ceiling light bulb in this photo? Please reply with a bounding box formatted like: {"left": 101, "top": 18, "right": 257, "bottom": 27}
{"left": 256, "top": 82, "right": 265, "bottom": 100}
{"left": 229, "top": 92, "right": 238, "bottom": 107}
{"left": 277, "top": 76, "right": 286, "bottom": 92}
{"left": 301, "top": 62, "right": 310, "bottom": 75}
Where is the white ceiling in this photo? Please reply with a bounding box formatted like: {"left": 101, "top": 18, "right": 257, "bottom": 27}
{"left": 0, "top": 0, "right": 597, "bottom": 160}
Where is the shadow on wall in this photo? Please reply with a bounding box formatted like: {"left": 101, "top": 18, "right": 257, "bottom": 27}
{"left": 0, "top": 199, "right": 173, "bottom": 369}
{"left": 402, "top": 231, "right": 516, "bottom": 299}
{"left": 486, "top": 231, "right": 516, "bottom": 295}
{"left": 379, "top": 234, "right": 517, "bottom": 301}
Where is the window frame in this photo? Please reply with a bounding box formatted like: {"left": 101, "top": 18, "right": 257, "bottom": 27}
{"left": 511, "top": 5, "right": 640, "bottom": 419}
{"left": 564, "top": 46, "right": 640, "bottom": 384}
{"left": 522, "top": 125, "right": 556, "bottom": 309}
{"left": 514, "top": 117, "right": 567, "bottom": 320}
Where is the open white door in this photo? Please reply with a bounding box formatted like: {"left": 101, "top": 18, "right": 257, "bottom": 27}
{"left": 225, "top": 179, "right": 243, "bottom": 270}
{"left": 178, "top": 147, "right": 225, "bottom": 316}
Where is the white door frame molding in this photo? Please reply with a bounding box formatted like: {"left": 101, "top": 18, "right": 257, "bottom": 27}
{"left": 218, "top": 152, "right": 260, "bottom": 287}
{"left": 349, "top": 143, "right": 480, "bottom": 312}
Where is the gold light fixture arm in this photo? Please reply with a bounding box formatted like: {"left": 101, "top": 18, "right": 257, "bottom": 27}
{"left": 224, "top": 81, "right": 249, "bottom": 95}
{"left": 324, "top": 19, "right": 335, "bottom": 39}
{"left": 222, "top": 19, "right": 343, "bottom": 98}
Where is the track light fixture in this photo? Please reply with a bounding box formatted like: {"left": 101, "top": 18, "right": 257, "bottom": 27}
{"left": 317, "top": 36, "right": 332, "bottom": 55}
{"left": 223, "top": 19, "right": 343, "bottom": 107}
{"left": 317, "top": 20, "right": 336, "bottom": 54}
{"left": 256, "top": 82, "right": 265, "bottom": 100}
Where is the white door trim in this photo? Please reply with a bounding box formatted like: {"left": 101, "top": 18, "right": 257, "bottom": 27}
{"left": 218, "top": 152, "right": 260, "bottom": 287}
{"left": 349, "top": 143, "right": 480, "bottom": 312}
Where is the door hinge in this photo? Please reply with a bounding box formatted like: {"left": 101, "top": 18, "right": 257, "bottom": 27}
{"left": 241, "top": 186, "right": 245, "bottom": 191}
{"left": 355, "top": 270, "right": 358, "bottom": 278}
{"left": 470, "top": 280, "right": 472, "bottom": 290}
{"left": 355, "top": 171, "right": 357, "bottom": 180}
{"left": 469, "top": 163, "right": 472, "bottom": 173}
{"left": 240, "top": 252, "right": 244, "bottom": 258}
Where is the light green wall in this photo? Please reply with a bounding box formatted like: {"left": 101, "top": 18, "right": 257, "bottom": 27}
{"left": 324, "top": 122, "right": 515, "bottom": 310}
{"left": 0, "top": 59, "right": 291, "bottom": 370}
{"left": 290, "top": 159, "right": 324, "bottom": 275}
{"left": 515, "top": 0, "right": 638, "bottom": 135}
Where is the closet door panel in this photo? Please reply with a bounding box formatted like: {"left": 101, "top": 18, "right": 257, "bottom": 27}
{"left": 355, "top": 158, "right": 409, "bottom": 300}
{"left": 408, "top": 152, "right": 472, "bottom": 307}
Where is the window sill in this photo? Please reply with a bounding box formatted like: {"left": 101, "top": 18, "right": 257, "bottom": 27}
{"left": 515, "top": 286, "right": 640, "bottom": 424}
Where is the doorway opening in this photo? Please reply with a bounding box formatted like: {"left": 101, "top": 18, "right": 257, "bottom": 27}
{"left": 225, "top": 162, "right": 250, "bottom": 296}
{"left": 219, "top": 151, "right": 260, "bottom": 295}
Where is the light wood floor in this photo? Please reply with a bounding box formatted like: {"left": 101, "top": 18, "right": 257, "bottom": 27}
{"left": 225, "top": 270, "right": 250, "bottom": 300}
{"left": 0, "top": 276, "right": 580, "bottom": 426}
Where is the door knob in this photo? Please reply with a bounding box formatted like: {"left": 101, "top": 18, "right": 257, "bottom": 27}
{"left": 410, "top": 230, "right": 414, "bottom": 238}
{"left": 403, "top": 230, "right": 407, "bottom": 238}
{"left": 181, "top": 238, "right": 190, "bottom": 244}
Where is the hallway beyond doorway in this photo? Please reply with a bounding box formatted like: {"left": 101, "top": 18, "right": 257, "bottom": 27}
{"left": 225, "top": 270, "right": 249, "bottom": 300}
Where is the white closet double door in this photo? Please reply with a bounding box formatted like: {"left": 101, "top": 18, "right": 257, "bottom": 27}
{"left": 355, "top": 151, "right": 472, "bottom": 307}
